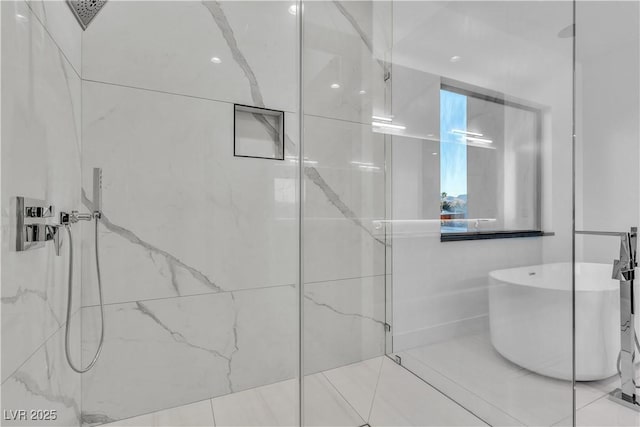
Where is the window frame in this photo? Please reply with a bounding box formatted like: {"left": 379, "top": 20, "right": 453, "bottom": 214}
{"left": 439, "top": 81, "right": 544, "bottom": 242}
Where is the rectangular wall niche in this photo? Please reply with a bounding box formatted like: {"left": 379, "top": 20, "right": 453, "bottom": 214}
{"left": 234, "top": 104, "right": 285, "bottom": 160}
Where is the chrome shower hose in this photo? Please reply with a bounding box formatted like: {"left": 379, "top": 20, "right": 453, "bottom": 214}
{"left": 64, "top": 217, "right": 105, "bottom": 373}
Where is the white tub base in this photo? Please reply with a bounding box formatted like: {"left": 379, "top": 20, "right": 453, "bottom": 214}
{"left": 488, "top": 262, "right": 635, "bottom": 381}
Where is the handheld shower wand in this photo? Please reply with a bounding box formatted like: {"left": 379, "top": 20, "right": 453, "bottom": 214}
{"left": 93, "top": 167, "right": 102, "bottom": 215}
{"left": 63, "top": 168, "right": 105, "bottom": 373}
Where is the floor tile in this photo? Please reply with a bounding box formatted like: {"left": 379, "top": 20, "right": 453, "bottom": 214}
{"left": 323, "top": 356, "right": 384, "bottom": 422}
{"left": 100, "top": 338, "right": 639, "bottom": 427}
{"left": 401, "top": 334, "right": 576, "bottom": 426}
{"left": 576, "top": 374, "right": 622, "bottom": 407}
{"left": 369, "top": 357, "right": 487, "bottom": 426}
{"left": 303, "top": 373, "right": 365, "bottom": 426}
{"left": 103, "top": 399, "right": 215, "bottom": 426}
{"left": 398, "top": 351, "right": 523, "bottom": 426}
{"left": 211, "top": 379, "right": 297, "bottom": 426}
{"left": 576, "top": 395, "right": 640, "bottom": 426}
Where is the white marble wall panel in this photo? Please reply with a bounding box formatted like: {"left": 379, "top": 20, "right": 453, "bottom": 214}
{"left": 80, "top": 1, "right": 392, "bottom": 422}
{"left": 82, "top": 1, "right": 298, "bottom": 113}
{"left": 26, "top": 0, "right": 82, "bottom": 74}
{"left": 81, "top": 81, "right": 298, "bottom": 306}
{"left": 2, "top": 312, "right": 82, "bottom": 427}
{"left": 389, "top": 65, "right": 440, "bottom": 140}
{"left": 303, "top": 0, "right": 390, "bottom": 124}
{"left": 1, "top": 0, "right": 82, "bottom": 396}
{"left": 303, "top": 114, "right": 386, "bottom": 284}
{"left": 301, "top": 0, "right": 390, "bottom": 395}
{"left": 304, "top": 276, "right": 386, "bottom": 374}
{"left": 80, "top": 285, "right": 296, "bottom": 425}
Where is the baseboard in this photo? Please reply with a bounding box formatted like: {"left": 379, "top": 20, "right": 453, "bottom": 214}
{"left": 392, "top": 314, "right": 489, "bottom": 352}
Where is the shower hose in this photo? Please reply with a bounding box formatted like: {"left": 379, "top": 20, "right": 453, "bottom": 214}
{"left": 64, "top": 216, "right": 105, "bottom": 373}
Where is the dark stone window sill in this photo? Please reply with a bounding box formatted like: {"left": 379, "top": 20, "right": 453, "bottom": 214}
{"left": 440, "top": 230, "right": 554, "bottom": 242}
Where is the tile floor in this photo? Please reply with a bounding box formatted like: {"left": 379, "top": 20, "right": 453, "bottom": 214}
{"left": 103, "top": 356, "right": 486, "bottom": 426}
{"left": 395, "top": 332, "right": 640, "bottom": 427}
{"left": 103, "top": 334, "right": 640, "bottom": 426}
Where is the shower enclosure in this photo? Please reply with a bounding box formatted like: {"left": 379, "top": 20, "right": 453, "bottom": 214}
{"left": 1, "top": 0, "right": 638, "bottom": 426}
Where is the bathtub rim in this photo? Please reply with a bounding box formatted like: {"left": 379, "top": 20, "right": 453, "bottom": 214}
{"left": 489, "top": 261, "right": 619, "bottom": 292}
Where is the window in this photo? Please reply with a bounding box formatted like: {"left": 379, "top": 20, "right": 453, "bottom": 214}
{"left": 439, "top": 84, "right": 542, "bottom": 241}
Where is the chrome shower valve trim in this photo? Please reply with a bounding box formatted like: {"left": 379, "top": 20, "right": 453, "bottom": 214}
{"left": 60, "top": 210, "right": 101, "bottom": 226}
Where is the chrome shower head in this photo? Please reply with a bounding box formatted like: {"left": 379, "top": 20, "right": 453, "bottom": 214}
{"left": 66, "top": 0, "right": 107, "bottom": 30}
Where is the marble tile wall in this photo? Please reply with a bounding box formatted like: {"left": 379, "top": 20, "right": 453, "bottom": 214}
{"left": 80, "top": 1, "right": 300, "bottom": 423}
{"left": 79, "top": 0, "right": 390, "bottom": 423}
{"left": 1, "top": 1, "right": 83, "bottom": 425}
{"left": 302, "top": 0, "right": 391, "bottom": 376}
{"left": 80, "top": 286, "right": 297, "bottom": 424}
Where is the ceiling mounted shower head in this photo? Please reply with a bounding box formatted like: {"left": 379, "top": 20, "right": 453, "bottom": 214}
{"left": 557, "top": 24, "right": 575, "bottom": 39}
{"left": 66, "top": 0, "right": 107, "bottom": 30}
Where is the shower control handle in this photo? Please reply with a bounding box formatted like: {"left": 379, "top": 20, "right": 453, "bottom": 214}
{"left": 23, "top": 223, "right": 62, "bottom": 255}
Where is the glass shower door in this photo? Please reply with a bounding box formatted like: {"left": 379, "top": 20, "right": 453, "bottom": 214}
{"left": 300, "top": 1, "right": 392, "bottom": 425}
{"left": 574, "top": 1, "right": 640, "bottom": 424}
{"left": 301, "top": 1, "right": 575, "bottom": 426}
{"left": 387, "top": 2, "right": 575, "bottom": 426}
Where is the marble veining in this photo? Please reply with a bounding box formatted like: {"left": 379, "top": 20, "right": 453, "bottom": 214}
{"left": 332, "top": 1, "right": 374, "bottom": 55}
{"left": 203, "top": 0, "right": 381, "bottom": 241}
{"left": 76, "top": 1, "right": 388, "bottom": 422}
{"left": 226, "top": 292, "right": 240, "bottom": 393}
{"left": 1, "top": 287, "right": 62, "bottom": 329}
{"left": 202, "top": 1, "right": 264, "bottom": 109}
{"left": 304, "top": 166, "right": 386, "bottom": 247}
{"left": 81, "top": 100, "right": 380, "bottom": 302}
{"left": 82, "top": 190, "right": 224, "bottom": 295}
{"left": 10, "top": 370, "right": 80, "bottom": 419}
{"left": 81, "top": 413, "right": 117, "bottom": 426}
{"left": 135, "top": 300, "right": 238, "bottom": 393}
{"left": 305, "top": 293, "right": 385, "bottom": 327}
{"left": 203, "top": 0, "right": 288, "bottom": 160}
{"left": 80, "top": 285, "right": 298, "bottom": 424}
{"left": 2, "top": 310, "right": 81, "bottom": 427}
{"left": 304, "top": 276, "right": 386, "bottom": 373}
{"left": 80, "top": 296, "right": 234, "bottom": 424}
{"left": 2, "top": 5, "right": 82, "bottom": 423}
{"left": 331, "top": 0, "right": 387, "bottom": 73}
{"left": 135, "top": 301, "right": 229, "bottom": 361}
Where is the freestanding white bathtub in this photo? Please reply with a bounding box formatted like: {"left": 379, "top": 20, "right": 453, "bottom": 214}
{"left": 488, "top": 262, "right": 637, "bottom": 381}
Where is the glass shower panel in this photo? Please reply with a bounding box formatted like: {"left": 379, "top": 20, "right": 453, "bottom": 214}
{"left": 387, "top": 1, "right": 575, "bottom": 426}
{"left": 301, "top": 1, "right": 574, "bottom": 426}
{"left": 301, "top": 1, "right": 392, "bottom": 425}
{"left": 574, "top": 1, "right": 640, "bottom": 424}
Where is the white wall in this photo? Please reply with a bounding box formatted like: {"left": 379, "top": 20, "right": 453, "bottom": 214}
{"left": 389, "top": 1, "right": 574, "bottom": 351}
{"left": 575, "top": 1, "right": 640, "bottom": 258}
{"left": 574, "top": 1, "right": 640, "bottom": 332}
{"left": 1, "top": 1, "right": 83, "bottom": 425}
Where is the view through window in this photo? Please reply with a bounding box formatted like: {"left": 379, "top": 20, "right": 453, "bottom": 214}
{"left": 440, "top": 85, "right": 542, "bottom": 237}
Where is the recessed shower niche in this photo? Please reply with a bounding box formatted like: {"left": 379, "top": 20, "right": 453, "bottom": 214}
{"left": 233, "top": 104, "right": 285, "bottom": 160}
